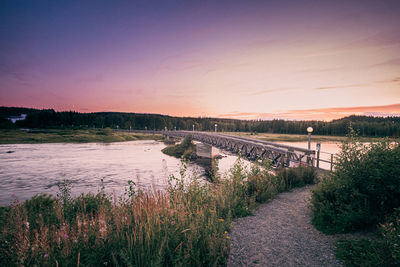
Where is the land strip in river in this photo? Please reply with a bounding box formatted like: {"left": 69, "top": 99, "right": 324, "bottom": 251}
{"left": 0, "top": 129, "right": 386, "bottom": 144}
{"left": 0, "top": 128, "right": 163, "bottom": 144}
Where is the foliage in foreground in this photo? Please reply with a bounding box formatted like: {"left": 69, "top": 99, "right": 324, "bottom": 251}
{"left": 311, "top": 135, "right": 400, "bottom": 234}
{"left": 335, "top": 208, "right": 400, "bottom": 267}
{"left": 310, "top": 132, "right": 400, "bottom": 266}
{"left": 0, "top": 163, "right": 316, "bottom": 266}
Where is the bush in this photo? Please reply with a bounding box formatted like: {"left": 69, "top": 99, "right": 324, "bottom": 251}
{"left": 335, "top": 208, "right": 400, "bottom": 266}
{"left": 162, "top": 135, "right": 196, "bottom": 159}
{"left": 311, "top": 135, "right": 400, "bottom": 234}
{"left": 276, "top": 166, "right": 317, "bottom": 192}
{"left": 23, "top": 194, "right": 59, "bottom": 229}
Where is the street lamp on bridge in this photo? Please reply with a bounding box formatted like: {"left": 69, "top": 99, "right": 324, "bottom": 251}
{"left": 215, "top": 124, "right": 218, "bottom": 132}
{"left": 192, "top": 124, "right": 195, "bottom": 132}
{"left": 307, "top": 127, "right": 313, "bottom": 150}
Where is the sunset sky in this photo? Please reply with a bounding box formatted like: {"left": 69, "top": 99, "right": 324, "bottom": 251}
{"left": 1, "top": 0, "right": 399, "bottom": 120}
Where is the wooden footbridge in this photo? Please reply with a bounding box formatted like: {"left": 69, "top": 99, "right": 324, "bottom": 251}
{"left": 162, "top": 131, "right": 315, "bottom": 168}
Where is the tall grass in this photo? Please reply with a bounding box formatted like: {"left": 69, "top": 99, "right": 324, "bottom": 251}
{"left": 0, "top": 161, "right": 316, "bottom": 266}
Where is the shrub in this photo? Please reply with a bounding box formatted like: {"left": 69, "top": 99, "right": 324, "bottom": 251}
{"left": 275, "top": 166, "right": 317, "bottom": 192}
{"left": 23, "top": 194, "right": 59, "bottom": 229}
{"left": 162, "top": 135, "right": 196, "bottom": 159}
{"left": 335, "top": 208, "right": 400, "bottom": 266}
{"left": 311, "top": 136, "right": 400, "bottom": 234}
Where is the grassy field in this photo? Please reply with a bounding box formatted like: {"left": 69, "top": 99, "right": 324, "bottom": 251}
{"left": 0, "top": 128, "right": 163, "bottom": 144}
{"left": 222, "top": 131, "right": 388, "bottom": 143}
{"left": 0, "top": 129, "right": 391, "bottom": 144}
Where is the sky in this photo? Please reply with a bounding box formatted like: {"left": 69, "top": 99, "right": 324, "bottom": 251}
{"left": 0, "top": 0, "right": 399, "bottom": 121}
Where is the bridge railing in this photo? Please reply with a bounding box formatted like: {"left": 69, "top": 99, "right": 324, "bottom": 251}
{"left": 163, "top": 131, "right": 318, "bottom": 169}
{"left": 112, "top": 129, "right": 333, "bottom": 170}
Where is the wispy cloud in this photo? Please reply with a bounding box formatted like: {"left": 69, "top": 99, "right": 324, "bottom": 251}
{"left": 247, "top": 87, "right": 298, "bottom": 96}
{"left": 371, "top": 58, "right": 400, "bottom": 67}
{"left": 218, "top": 103, "right": 400, "bottom": 121}
{"left": 315, "top": 77, "right": 400, "bottom": 90}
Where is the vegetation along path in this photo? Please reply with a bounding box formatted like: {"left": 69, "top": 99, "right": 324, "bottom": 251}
{"left": 228, "top": 185, "right": 342, "bottom": 267}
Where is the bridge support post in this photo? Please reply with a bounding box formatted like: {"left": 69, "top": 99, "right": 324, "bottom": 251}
{"left": 196, "top": 143, "right": 213, "bottom": 159}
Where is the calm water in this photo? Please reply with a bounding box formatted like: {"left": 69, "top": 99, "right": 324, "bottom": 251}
{"left": 0, "top": 141, "right": 241, "bottom": 205}
{"left": 279, "top": 141, "right": 340, "bottom": 170}
{"left": 0, "top": 140, "right": 339, "bottom": 206}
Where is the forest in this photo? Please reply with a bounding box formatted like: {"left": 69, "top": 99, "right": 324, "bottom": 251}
{"left": 1, "top": 107, "right": 399, "bottom": 137}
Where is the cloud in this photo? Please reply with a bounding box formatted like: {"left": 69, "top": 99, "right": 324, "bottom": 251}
{"left": 300, "top": 31, "right": 400, "bottom": 59}
{"left": 217, "top": 103, "right": 400, "bottom": 121}
{"left": 315, "top": 77, "right": 400, "bottom": 90}
{"left": 348, "top": 30, "right": 400, "bottom": 48}
{"left": 247, "top": 87, "right": 298, "bottom": 96}
{"left": 371, "top": 58, "right": 400, "bottom": 67}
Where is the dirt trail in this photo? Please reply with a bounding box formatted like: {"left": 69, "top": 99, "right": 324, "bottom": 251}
{"left": 228, "top": 186, "right": 342, "bottom": 267}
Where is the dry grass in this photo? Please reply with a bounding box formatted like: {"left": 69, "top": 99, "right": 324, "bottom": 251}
{"left": 222, "top": 131, "right": 387, "bottom": 143}
{"left": 0, "top": 129, "right": 162, "bottom": 144}
{"left": 0, "top": 162, "right": 316, "bottom": 266}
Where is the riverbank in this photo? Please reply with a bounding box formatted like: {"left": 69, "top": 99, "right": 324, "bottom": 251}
{"left": 223, "top": 131, "right": 391, "bottom": 143}
{"left": 0, "top": 129, "right": 163, "bottom": 144}
{"left": 1, "top": 129, "right": 389, "bottom": 144}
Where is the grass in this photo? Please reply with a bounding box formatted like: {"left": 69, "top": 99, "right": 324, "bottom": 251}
{"left": 0, "top": 128, "right": 163, "bottom": 144}
{"left": 162, "top": 135, "right": 196, "bottom": 160}
{"left": 335, "top": 208, "right": 400, "bottom": 266}
{"left": 222, "top": 131, "right": 390, "bottom": 143}
{"left": 0, "top": 162, "right": 316, "bottom": 266}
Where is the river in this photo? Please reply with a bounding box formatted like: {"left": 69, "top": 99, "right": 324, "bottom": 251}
{"left": 0, "top": 140, "right": 340, "bottom": 206}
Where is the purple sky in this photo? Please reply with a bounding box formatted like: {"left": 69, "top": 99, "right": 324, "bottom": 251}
{"left": 1, "top": 0, "right": 400, "bottom": 120}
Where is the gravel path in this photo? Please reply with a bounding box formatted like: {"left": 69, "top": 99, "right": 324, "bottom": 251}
{"left": 228, "top": 186, "right": 342, "bottom": 267}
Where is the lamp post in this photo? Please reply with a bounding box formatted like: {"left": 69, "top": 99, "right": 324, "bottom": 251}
{"left": 192, "top": 124, "right": 195, "bottom": 132}
{"left": 307, "top": 127, "right": 313, "bottom": 150}
{"left": 214, "top": 124, "right": 218, "bottom": 132}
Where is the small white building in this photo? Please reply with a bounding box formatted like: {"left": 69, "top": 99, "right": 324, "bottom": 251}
{"left": 7, "top": 114, "right": 27, "bottom": 123}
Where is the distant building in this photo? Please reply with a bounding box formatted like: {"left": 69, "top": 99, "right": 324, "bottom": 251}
{"left": 7, "top": 114, "right": 27, "bottom": 123}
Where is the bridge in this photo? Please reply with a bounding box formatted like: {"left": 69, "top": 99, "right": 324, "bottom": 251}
{"left": 162, "top": 131, "right": 316, "bottom": 168}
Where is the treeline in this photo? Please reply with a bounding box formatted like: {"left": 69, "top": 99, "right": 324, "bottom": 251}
{"left": 1, "top": 107, "right": 400, "bottom": 137}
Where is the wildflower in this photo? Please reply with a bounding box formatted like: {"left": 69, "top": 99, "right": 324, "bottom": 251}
{"left": 218, "top": 218, "right": 224, "bottom": 222}
{"left": 44, "top": 254, "right": 49, "bottom": 259}
{"left": 25, "top": 222, "right": 30, "bottom": 229}
{"left": 63, "top": 233, "right": 69, "bottom": 240}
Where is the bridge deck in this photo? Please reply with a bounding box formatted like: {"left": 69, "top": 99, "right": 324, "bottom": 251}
{"left": 163, "top": 131, "right": 316, "bottom": 168}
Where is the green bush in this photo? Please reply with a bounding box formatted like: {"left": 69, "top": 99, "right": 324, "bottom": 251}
{"left": 162, "top": 135, "right": 196, "bottom": 159}
{"left": 335, "top": 208, "right": 400, "bottom": 266}
{"left": 311, "top": 136, "right": 400, "bottom": 234}
{"left": 276, "top": 166, "right": 317, "bottom": 192}
{"left": 23, "top": 194, "right": 59, "bottom": 229}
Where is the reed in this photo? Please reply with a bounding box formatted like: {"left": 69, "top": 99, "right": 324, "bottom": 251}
{"left": 0, "top": 162, "right": 316, "bottom": 266}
